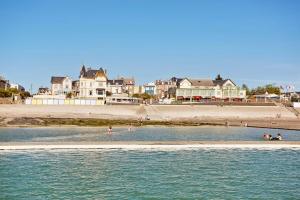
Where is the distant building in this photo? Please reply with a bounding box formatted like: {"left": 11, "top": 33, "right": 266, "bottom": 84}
{"left": 133, "top": 85, "right": 145, "bottom": 94}
{"left": 155, "top": 80, "right": 176, "bottom": 99}
{"left": 10, "top": 83, "right": 25, "bottom": 92}
{"left": 72, "top": 80, "right": 80, "bottom": 97}
{"left": 0, "top": 76, "right": 10, "bottom": 90}
{"left": 79, "top": 65, "right": 107, "bottom": 100}
{"left": 120, "top": 77, "right": 135, "bottom": 95}
{"left": 254, "top": 93, "right": 280, "bottom": 102}
{"left": 176, "top": 75, "right": 246, "bottom": 101}
{"left": 38, "top": 87, "right": 50, "bottom": 95}
{"left": 107, "top": 79, "right": 124, "bottom": 95}
{"left": 144, "top": 82, "right": 156, "bottom": 95}
{"left": 51, "top": 76, "right": 72, "bottom": 95}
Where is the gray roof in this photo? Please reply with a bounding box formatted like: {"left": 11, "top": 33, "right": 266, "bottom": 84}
{"left": 189, "top": 79, "right": 215, "bottom": 87}
{"left": 51, "top": 76, "right": 66, "bottom": 84}
{"left": 80, "top": 66, "right": 106, "bottom": 79}
{"left": 213, "top": 79, "right": 236, "bottom": 86}
{"left": 120, "top": 77, "right": 135, "bottom": 85}
{"left": 108, "top": 79, "right": 124, "bottom": 85}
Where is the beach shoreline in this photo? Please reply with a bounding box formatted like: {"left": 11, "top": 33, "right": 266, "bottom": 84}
{"left": 1, "top": 141, "right": 300, "bottom": 150}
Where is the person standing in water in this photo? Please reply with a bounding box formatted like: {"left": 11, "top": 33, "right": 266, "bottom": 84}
{"left": 108, "top": 125, "right": 112, "bottom": 134}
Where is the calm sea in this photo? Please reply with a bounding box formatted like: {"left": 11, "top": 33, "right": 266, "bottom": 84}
{"left": 0, "top": 127, "right": 299, "bottom": 199}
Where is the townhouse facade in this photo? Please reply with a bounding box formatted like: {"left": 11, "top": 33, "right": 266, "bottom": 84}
{"left": 176, "top": 75, "right": 246, "bottom": 101}
{"left": 79, "top": 65, "right": 107, "bottom": 100}
{"left": 51, "top": 76, "right": 72, "bottom": 95}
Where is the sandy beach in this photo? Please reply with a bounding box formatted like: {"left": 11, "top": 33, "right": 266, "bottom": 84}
{"left": 0, "top": 104, "right": 299, "bottom": 130}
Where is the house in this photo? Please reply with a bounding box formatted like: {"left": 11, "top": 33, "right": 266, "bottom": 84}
{"left": 144, "top": 82, "right": 156, "bottom": 95}
{"left": 120, "top": 77, "right": 135, "bottom": 95}
{"left": 176, "top": 75, "right": 246, "bottom": 101}
{"left": 72, "top": 80, "right": 80, "bottom": 97}
{"left": 51, "top": 76, "right": 72, "bottom": 95}
{"left": 107, "top": 79, "right": 124, "bottom": 95}
{"left": 10, "top": 83, "right": 25, "bottom": 92}
{"left": 155, "top": 80, "right": 176, "bottom": 99}
{"left": 79, "top": 65, "right": 107, "bottom": 100}
{"left": 38, "top": 87, "right": 50, "bottom": 95}
{"left": 254, "top": 93, "right": 280, "bottom": 102}
{"left": 133, "top": 86, "right": 145, "bottom": 94}
{"left": 0, "top": 76, "right": 10, "bottom": 90}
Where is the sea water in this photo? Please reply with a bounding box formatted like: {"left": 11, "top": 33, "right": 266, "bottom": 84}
{"left": 0, "top": 127, "right": 300, "bottom": 199}
{"left": 0, "top": 149, "right": 299, "bottom": 199}
{"left": 1, "top": 126, "right": 300, "bottom": 142}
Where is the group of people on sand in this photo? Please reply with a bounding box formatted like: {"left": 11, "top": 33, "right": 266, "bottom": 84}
{"left": 263, "top": 133, "right": 282, "bottom": 141}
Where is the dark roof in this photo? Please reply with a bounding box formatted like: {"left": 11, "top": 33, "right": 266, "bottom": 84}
{"left": 81, "top": 67, "right": 107, "bottom": 79}
{"left": 51, "top": 76, "right": 66, "bottom": 84}
{"left": 38, "top": 87, "right": 49, "bottom": 91}
{"left": 72, "top": 80, "right": 79, "bottom": 86}
{"left": 213, "top": 79, "right": 227, "bottom": 86}
{"left": 213, "top": 79, "right": 236, "bottom": 86}
{"left": 188, "top": 79, "right": 215, "bottom": 87}
{"left": 170, "top": 77, "right": 183, "bottom": 87}
{"left": 120, "top": 77, "right": 135, "bottom": 85}
{"left": 108, "top": 79, "right": 124, "bottom": 85}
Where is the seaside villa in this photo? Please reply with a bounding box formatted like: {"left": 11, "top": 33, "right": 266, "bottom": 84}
{"left": 176, "top": 76, "right": 246, "bottom": 101}
{"left": 79, "top": 65, "right": 108, "bottom": 100}
{"left": 51, "top": 76, "right": 72, "bottom": 95}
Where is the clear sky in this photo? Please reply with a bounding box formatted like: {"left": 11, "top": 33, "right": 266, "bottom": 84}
{"left": 0, "top": 0, "right": 299, "bottom": 92}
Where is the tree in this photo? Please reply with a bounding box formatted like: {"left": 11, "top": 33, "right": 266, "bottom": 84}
{"left": 66, "top": 92, "right": 73, "bottom": 99}
{"left": 132, "top": 93, "right": 153, "bottom": 100}
{"left": 242, "top": 84, "right": 250, "bottom": 95}
{"left": 20, "top": 91, "right": 31, "bottom": 99}
{"left": 250, "top": 84, "right": 280, "bottom": 95}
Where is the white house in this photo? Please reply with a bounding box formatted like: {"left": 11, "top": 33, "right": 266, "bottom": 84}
{"left": 10, "top": 83, "right": 25, "bottom": 92}
{"left": 107, "top": 79, "right": 124, "bottom": 95}
{"left": 79, "top": 65, "right": 107, "bottom": 100}
{"left": 144, "top": 82, "right": 156, "bottom": 95}
{"left": 176, "top": 75, "right": 246, "bottom": 101}
{"left": 51, "top": 76, "right": 72, "bottom": 95}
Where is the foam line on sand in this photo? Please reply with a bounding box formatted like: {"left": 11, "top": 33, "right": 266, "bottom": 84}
{"left": 1, "top": 143, "right": 300, "bottom": 150}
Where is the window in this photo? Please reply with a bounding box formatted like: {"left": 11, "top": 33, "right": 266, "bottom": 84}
{"left": 97, "top": 90, "right": 104, "bottom": 95}
{"left": 89, "top": 90, "right": 93, "bottom": 96}
{"left": 90, "top": 82, "right": 93, "bottom": 87}
{"left": 98, "top": 82, "right": 103, "bottom": 87}
{"left": 81, "top": 82, "right": 83, "bottom": 86}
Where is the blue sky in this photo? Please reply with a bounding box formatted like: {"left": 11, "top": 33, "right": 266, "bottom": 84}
{"left": 0, "top": 0, "right": 300, "bottom": 92}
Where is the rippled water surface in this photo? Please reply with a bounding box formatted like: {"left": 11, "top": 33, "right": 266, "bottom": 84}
{"left": 0, "top": 126, "right": 300, "bottom": 142}
{"left": 1, "top": 149, "right": 300, "bottom": 199}
{"left": 1, "top": 127, "right": 300, "bottom": 199}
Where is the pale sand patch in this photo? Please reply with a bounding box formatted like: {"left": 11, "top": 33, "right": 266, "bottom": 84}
{"left": 0, "top": 104, "right": 297, "bottom": 120}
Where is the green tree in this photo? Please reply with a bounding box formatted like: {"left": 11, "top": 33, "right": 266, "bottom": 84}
{"left": 250, "top": 84, "right": 280, "bottom": 95}
{"left": 66, "top": 92, "right": 73, "bottom": 99}
{"left": 242, "top": 84, "right": 250, "bottom": 95}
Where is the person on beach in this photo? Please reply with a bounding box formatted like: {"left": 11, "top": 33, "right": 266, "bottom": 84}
{"left": 128, "top": 123, "right": 133, "bottom": 132}
{"left": 263, "top": 134, "right": 270, "bottom": 140}
{"left": 277, "top": 133, "right": 282, "bottom": 140}
{"left": 271, "top": 133, "right": 282, "bottom": 141}
{"left": 108, "top": 125, "right": 112, "bottom": 134}
{"left": 269, "top": 134, "right": 273, "bottom": 140}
